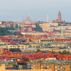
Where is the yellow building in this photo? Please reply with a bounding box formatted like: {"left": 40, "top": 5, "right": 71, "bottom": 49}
{"left": 0, "top": 44, "right": 29, "bottom": 49}
{"left": 0, "top": 64, "right": 51, "bottom": 71}
{"left": 0, "top": 63, "right": 71, "bottom": 71}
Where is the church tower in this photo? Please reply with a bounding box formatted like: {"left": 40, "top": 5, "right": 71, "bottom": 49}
{"left": 58, "top": 11, "right": 61, "bottom": 22}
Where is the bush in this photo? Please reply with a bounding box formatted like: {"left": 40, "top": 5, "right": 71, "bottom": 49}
{"left": 36, "top": 49, "right": 41, "bottom": 52}
{"left": 58, "top": 50, "right": 70, "bottom": 54}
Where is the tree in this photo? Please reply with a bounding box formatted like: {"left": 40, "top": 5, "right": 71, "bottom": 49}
{"left": 51, "top": 50, "right": 56, "bottom": 54}
{"left": 0, "top": 27, "right": 12, "bottom": 36}
{"left": 48, "top": 43, "right": 51, "bottom": 46}
{"left": 34, "top": 24, "right": 43, "bottom": 32}
{"left": 36, "top": 49, "right": 41, "bottom": 52}
{"left": 58, "top": 51, "right": 62, "bottom": 54}
{"left": 61, "top": 50, "right": 70, "bottom": 54}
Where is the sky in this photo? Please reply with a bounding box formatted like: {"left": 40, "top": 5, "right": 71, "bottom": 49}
{"left": 0, "top": 0, "right": 71, "bottom": 22}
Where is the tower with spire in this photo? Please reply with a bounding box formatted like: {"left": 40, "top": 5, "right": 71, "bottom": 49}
{"left": 58, "top": 11, "right": 61, "bottom": 22}
{"left": 52, "top": 11, "right": 65, "bottom": 23}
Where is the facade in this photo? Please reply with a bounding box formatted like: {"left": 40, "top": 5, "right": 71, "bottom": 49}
{"left": 0, "top": 60, "right": 71, "bottom": 71}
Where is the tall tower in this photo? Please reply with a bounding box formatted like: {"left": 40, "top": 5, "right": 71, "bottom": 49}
{"left": 58, "top": 11, "right": 61, "bottom": 22}
{"left": 47, "top": 15, "right": 49, "bottom": 22}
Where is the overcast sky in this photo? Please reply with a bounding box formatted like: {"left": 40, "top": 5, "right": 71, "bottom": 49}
{"left": 0, "top": 0, "right": 71, "bottom": 22}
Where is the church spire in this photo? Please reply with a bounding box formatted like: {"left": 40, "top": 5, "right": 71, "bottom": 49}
{"left": 58, "top": 11, "right": 61, "bottom": 22}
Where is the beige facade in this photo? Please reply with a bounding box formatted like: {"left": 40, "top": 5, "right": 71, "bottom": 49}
{"left": 39, "top": 23, "right": 52, "bottom": 31}
{"left": 0, "top": 64, "right": 51, "bottom": 71}
{"left": 0, "top": 44, "right": 29, "bottom": 49}
{"left": 0, "top": 64, "right": 71, "bottom": 71}
{"left": 39, "top": 22, "right": 71, "bottom": 32}
{"left": 45, "top": 58, "right": 56, "bottom": 60}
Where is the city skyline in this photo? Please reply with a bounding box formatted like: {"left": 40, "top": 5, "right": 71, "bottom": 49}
{"left": 0, "top": 0, "right": 71, "bottom": 22}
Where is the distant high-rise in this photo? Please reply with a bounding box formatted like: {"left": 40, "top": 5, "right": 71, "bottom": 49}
{"left": 58, "top": 11, "right": 61, "bottom": 22}
{"left": 47, "top": 15, "right": 49, "bottom": 22}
